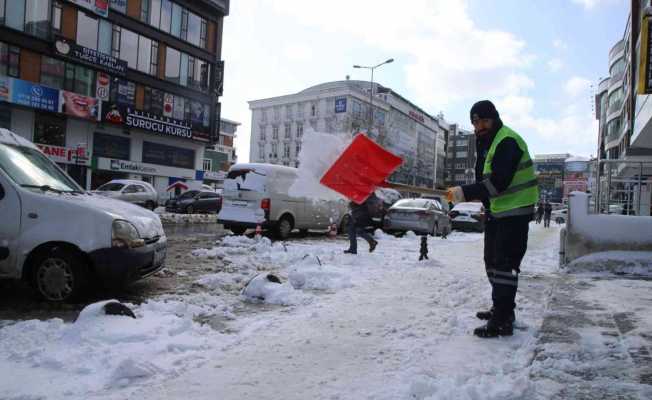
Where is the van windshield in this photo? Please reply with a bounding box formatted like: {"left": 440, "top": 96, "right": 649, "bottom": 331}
{"left": 225, "top": 169, "right": 267, "bottom": 193}
{"left": 0, "top": 143, "right": 82, "bottom": 193}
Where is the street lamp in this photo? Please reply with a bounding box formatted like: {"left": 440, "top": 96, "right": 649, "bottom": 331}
{"left": 353, "top": 58, "right": 394, "bottom": 135}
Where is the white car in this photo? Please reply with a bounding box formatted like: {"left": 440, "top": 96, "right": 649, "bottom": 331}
{"left": 0, "top": 129, "right": 166, "bottom": 301}
{"left": 93, "top": 179, "right": 160, "bottom": 210}
{"left": 449, "top": 202, "right": 485, "bottom": 232}
{"left": 218, "top": 163, "right": 349, "bottom": 239}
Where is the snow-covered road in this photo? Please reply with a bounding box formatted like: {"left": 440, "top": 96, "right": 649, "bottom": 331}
{"left": 0, "top": 223, "right": 563, "bottom": 400}
{"left": 133, "top": 223, "right": 560, "bottom": 400}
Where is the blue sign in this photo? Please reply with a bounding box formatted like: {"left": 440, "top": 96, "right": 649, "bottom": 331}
{"left": 335, "top": 98, "right": 347, "bottom": 113}
{"left": 11, "top": 79, "right": 59, "bottom": 112}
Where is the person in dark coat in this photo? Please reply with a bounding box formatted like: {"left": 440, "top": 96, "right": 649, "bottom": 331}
{"left": 543, "top": 202, "right": 552, "bottom": 228}
{"left": 447, "top": 100, "right": 538, "bottom": 338}
{"left": 536, "top": 202, "right": 544, "bottom": 224}
{"left": 344, "top": 194, "right": 379, "bottom": 255}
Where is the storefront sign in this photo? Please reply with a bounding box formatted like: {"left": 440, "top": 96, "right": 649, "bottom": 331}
{"left": 37, "top": 143, "right": 90, "bottom": 166}
{"left": 0, "top": 76, "right": 101, "bottom": 121}
{"left": 408, "top": 110, "right": 425, "bottom": 123}
{"left": 65, "top": 0, "right": 109, "bottom": 18}
{"left": 95, "top": 157, "right": 195, "bottom": 179}
{"left": 55, "top": 39, "right": 127, "bottom": 76}
{"left": 335, "top": 98, "right": 347, "bottom": 113}
{"left": 96, "top": 72, "right": 111, "bottom": 101}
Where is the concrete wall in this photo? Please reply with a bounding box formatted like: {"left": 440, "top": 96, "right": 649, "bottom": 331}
{"left": 560, "top": 192, "right": 652, "bottom": 266}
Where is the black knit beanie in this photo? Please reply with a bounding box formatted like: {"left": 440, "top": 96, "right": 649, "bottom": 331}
{"left": 470, "top": 100, "right": 499, "bottom": 122}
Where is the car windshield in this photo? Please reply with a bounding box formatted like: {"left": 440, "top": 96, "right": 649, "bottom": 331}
{"left": 0, "top": 143, "right": 82, "bottom": 193}
{"left": 96, "top": 182, "right": 125, "bottom": 191}
{"left": 393, "top": 199, "right": 430, "bottom": 209}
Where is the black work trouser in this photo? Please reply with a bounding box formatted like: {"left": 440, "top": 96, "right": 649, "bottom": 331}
{"left": 483, "top": 214, "right": 530, "bottom": 323}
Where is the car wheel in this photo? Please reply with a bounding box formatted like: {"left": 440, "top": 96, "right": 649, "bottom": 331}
{"left": 186, "top": 205, "right": 194, "bottom": 214}
{"left": 230, "top": 226, "right": 247, "bottom": 235}
{"left": 145, "top": 201, "right": 156, "bottom": 210}
{"left": 32, "top": 247, "right": 88, "bottom": 302}
{"left": 276, "top": 217, "right": 293, "bottom": 240}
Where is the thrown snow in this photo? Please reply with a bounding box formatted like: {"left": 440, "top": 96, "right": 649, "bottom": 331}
{"left": 288, "top": 128, "right": 350, "bottom": 201}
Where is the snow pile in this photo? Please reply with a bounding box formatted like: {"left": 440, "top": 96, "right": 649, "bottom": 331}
{"left": 241, "top": 273, "right": 308, "bottom": 306}
{"left": 157, "top": 212, "right": 217, "bottom": 225}
{"left": 569, "top": 192, "right": 652, "bottom": 244}
{"left": 0, "top": 299, "right": 227, "bottom": 399}
{"left": 567, "top": 251, "right": 652, "bottom": 275}
{"left": 288, "top": 128, "right": 350, "bottom": 201}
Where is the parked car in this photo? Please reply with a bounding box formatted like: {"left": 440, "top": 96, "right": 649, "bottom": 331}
{"left": 383, "top": 198, "right": 451, "bottom": 236}
{"left": 552, "top": 208, "right": 567, "bottom": 224}
{"left": 449, "top": 202, "right": 485, "bottom": 232}
{"left": 93, "top": 179, "right": 159, "bottom": 210}
{"left": 371, "top": 188, "right": 402, "bottom": 228}
{"left": 0, "top": 129, "right": 166, "bottom": 302}
{"left": 165, "top": 190, "right": 222, "bottom": 214}
{"left": 218, "top": 163, "right": 349, "bottom": 239}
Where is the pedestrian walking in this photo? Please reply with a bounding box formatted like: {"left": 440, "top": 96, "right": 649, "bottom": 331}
{"left": 343, "top": 193, "right": 379, "bottom": 255}
{"left": 543, "top": 202, "right": 552, "bottom": 228}
{"left": 536, "top": 202, "right": 544, "bottom": 224}
{"left": 447, "top": 100, "right": 538, "bottom": 338}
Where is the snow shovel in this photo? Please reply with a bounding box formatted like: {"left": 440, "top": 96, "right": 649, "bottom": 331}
{"left": 319, "top": 133, "right": 403, "bottom": 204}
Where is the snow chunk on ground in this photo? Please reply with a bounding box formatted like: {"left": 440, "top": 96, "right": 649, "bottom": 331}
{"left": 241, "top": 273, "right": 309, "bottom": 306}
{"left": 567, "top": 251, "right": 652, "bottom": 275}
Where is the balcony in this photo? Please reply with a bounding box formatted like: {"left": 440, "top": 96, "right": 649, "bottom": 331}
{"left": 609, "top": 40, "right": 625, "bottom": 63}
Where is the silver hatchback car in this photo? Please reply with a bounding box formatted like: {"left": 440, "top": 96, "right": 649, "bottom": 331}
{"left": 383, "top": 198, "right": 451, "bottom": 236}
{"left": 93, "top": 179, "right": 160, "bottom": 210}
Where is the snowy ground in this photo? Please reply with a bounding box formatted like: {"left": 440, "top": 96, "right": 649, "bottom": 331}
{"left": 155, "top": 207, "right": 218, "bottom": 225}
{"left": 0, "top": 223, "right": 597, "bottom": 400}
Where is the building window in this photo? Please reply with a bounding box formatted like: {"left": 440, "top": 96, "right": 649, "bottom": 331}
{"left": 98, "top": 19, "right": 113, "bottom": 56}
{"left": 51, "top": 1, "right": 62, "bottom": 33}
{"left": 271, "top": 143, "right": 278, "bottom": 158}
{"left": 272, "top": 126, "right": 279, "bottom": 140}
{"left": 165, "top": 47, "right": 181, "bottom": 84}
{"left": 200, "top": 18, "right": 208, "bottom": 48}
{"left": 140, "top": 0, "right": 150, "bottom": 22}
{"left": 284, "top": 124, "right": 291, "bottom": 139}
{"left": 143, "top": 86, "right": 164, "bottom": 115}
{"left": 3, "top": 0, "right": 51, "bottom": 39}
{"left": 456, "top": 151, "right": 467, "bottom": 158}
{"left": 34, "top": 113, "right": 66, "bottom": 146}
{"left": 310, "top": 103, "right": 316, "bottom": 117}
{"left": 94, "top": 132, "right": 130, "bottom": 160}
{"left": 295, "top": 143, "right": 301, "bottom": 156}
{"left": 202, "top": 158, "right": 212, "bottom": 171}
{"left": 110, "top": 0, "right": 127, "bottom": 14}
{"left": 143, "top": 141, "right": 195, "bottom": 169}
{"left": 4, "top": 0, "right": 25, "bottom": 32}
{"left": 170, "top": 2, "right": 182, "bottom": 37}
{"left": 0, "top": 42, "right": 20, "bottom": 78}
{"left": 160, "top": 0, "right": 172, "bottom": 33}
{"left": 187, "top": 12, "right": 202, "bottom": 47}
{"left": 40, "top": 57, "right": 95, "bottom": 97}
{"left": 77, "top": 12, "right": 99, "bottom": 50}
{"left": 259, "top": 125, "right": 266, "bottom": 141}
{"left": 118, "top": 27, "right": 139, "bottom": 69}
{"left": 283, "top": 143, "right": 290, "bottom": 158}
{"left": 296, "top": 123, "right": 303, "bottom": 138}
{"left": 40, "top": 56, "right": 65, "bottom": 89}
{"left": 110, "top": 78, "right": 136, "bottom": 107}
{"left": 137, "top": 36, "right": 152, "bottom": 73}
{"left": 259, "top": 147, "right": 265, "bottom": 159}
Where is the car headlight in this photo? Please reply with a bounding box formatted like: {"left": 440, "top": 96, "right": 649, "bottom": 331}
{"left": 112, "top": 220, "right": 145, "bottom": 248}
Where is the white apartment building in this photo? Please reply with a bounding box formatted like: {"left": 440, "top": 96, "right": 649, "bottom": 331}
{"left": 248, "top": 80, "right": 448, "bottom": 189}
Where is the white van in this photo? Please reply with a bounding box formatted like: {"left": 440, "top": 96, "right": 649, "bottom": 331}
{"left": 0, "top": 129, "right": 167, "bottom": 301}
{"left": 218, "top": 163, "right": 349, "bottom": 239}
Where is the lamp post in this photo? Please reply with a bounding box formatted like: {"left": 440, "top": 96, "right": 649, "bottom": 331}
{"left": 353, "top": 58, "right": 394, "bottom": 135}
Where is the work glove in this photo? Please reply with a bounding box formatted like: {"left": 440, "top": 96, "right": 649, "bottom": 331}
{"left": 446, "top": 186, "right": 465, "bottom": 204}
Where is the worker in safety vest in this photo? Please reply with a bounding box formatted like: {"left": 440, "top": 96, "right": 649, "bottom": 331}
{"left": 447, "top": 100, "right": 539, "bottom": 338}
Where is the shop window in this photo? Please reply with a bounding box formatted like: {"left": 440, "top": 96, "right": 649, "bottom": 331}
{"left": 142, "top": 141, "right": 195, "bottom": 169}
{"left": 0, "top": 42, "right": 20, "bottom": 78}
{"left": 34, "top": 113, "right": 66, "bottom": 147}
{"left": 110, "top": 78, "right": 136, "bottom": 107}
{"left": 77, "top": 12, "right": 99, "bottom": 50}
{"left": 143, "top": 87, "right": 164, "bottom": 115}
{"left": 94, "top": 132, "right": 130, "bottom": 160}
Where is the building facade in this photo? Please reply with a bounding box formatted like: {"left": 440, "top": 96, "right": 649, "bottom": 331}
{"left": 0, "top": 0, "right": 229, "bottom": 195}
{"left": 248, "top": 80, "right": 448, "bottom": 189}
{"left": 594, "top": 0, "right": 652, "bottom": 215}
{"left": 202, "top": 117, "right": 239, "bottom": 187}
{"left": 445, "top": 124, "right": 476, "bottom": 186}
{"left": 534, "top": 153, "right": 570, "bottom": 203}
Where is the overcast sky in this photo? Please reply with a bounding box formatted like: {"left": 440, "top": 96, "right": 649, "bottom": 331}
{"left": 221, "top": 0, "right": 629, "bottom": 162}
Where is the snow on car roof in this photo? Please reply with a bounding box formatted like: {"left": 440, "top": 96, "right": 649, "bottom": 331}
{"left": 0, "top": 128, "right": 38, "bottom": 150}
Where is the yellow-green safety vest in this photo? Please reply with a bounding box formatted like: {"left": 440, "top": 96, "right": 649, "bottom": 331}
{"left": 482, "top": 125, "right": 539, "bottom": 218}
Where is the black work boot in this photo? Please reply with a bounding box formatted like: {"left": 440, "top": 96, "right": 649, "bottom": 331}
{"left": 475, "top": 308, "right": 515, "bottom": 323}
{"left": 343, "top": 249, "right": 357, "bottom": 254}
{"left": 473, "top": 318, "right": 513, "bottom": 338}
{"left": 369, "top": 240, "right": 378, "bottom": 253}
